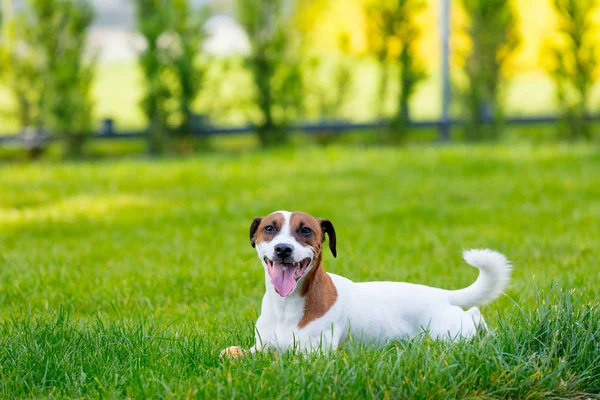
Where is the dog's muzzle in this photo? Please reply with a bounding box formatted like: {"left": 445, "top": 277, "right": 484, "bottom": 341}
{"left": 264, "top": 256, "right": 312, "bottom": 297}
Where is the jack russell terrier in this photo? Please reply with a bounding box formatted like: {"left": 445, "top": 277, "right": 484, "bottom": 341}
{"left": 221, "top": 210, "right": 511, "bottom": 357}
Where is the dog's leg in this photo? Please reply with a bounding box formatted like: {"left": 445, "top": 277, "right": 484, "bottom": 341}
{"left": 220, "top": 320, "right": 271, "bottom": 359}
{"left": 295, "top": 327, "right": 342, "bottom": 353}
{"left": 220, "top": 346, "right": 246, "bottom": 358}
{"left": 220, "top": 342, "right": 266, "bottom": 359}
{"left": 467, "top": 307, "right": 488, "bottom": 331}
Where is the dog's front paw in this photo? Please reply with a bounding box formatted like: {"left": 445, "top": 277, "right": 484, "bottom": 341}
{"left": 220, "top": 346, "right": 246, "bottom": 359}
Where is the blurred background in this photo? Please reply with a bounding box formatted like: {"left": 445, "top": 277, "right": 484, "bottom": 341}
{"left": 0, "top": 0, "right": 599, "bottom": 159}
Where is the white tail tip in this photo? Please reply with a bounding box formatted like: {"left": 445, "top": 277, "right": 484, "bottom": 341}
{"left": 448, "top": 249, "right": 512, "bottom": 308}
{"left": 463, "top": 249, "right": 511, "bottom": 272}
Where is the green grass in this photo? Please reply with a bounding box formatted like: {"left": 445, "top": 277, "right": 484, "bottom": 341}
{"left": 1, "top": 144, "right": 599, "bottom": 398}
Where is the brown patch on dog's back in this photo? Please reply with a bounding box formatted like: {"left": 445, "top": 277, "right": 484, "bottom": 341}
{"left": 290, "top": 212, "right": 338, "bottom": 328}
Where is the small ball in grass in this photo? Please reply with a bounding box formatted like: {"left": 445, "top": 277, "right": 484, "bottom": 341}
{"left": 220, "top": 346, "right": 245, "bottom": 359}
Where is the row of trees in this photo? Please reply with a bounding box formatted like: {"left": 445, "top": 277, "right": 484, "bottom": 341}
{"left": 459, "top": 0, "right": 599, "bottom": 142}
{"left": 0, "top": 0, "right": 598, "bottom": 158}
{"left": 224, "top": 0, "right": 599, "bottom": 146}
{"left": 0, "top": 0, "right": 209, "bottom": 157}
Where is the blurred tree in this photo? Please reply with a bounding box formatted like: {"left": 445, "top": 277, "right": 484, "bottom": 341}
{"left": 0, "top": 7, "right": 2, "bottom": 62}
{"left": 364, "top": 0, "right": 426, "bottom": 142}
{"left": 364, "top": 1, "right": 392, "bottom": 119}
{"left": 0, "top": 0, "right": 96, "bottom": 158}
{"left": 0, "top": 1, "right": 44, "bottom": 133}
{"left": 134, "top": 0, "right": 211, "bottom": 155}
{"left": 31, "top": 0, "right": 96, "bottom": 158}
{"left": 134, "top": 0, "right": 173, "bottom": 155}
{"left": 303, "top": 33, "right": 354, "bottom": 145}
{"left": 547, "top": 0, "right": 599, "bottom": 141}
{"left": 460, "top": 0, "right": 520, "bottom": 141}
{"left": 170, "top": 1, "right": 210, "bottom": 141}
{"left": 296, "top": 0, "right": 366, "bottom": 55}
{"left": 305, "top": 33, "right": 353, "bottom": 121}
{"left": 236, "top": 0, "right": 303, "bottom": 147}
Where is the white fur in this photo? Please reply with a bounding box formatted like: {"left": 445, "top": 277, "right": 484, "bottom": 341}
{"left": 246, "top": 212, "right": 512, "bottom": 353}
{"left": 448, "top": 249, "right": 512, "bottom": 308}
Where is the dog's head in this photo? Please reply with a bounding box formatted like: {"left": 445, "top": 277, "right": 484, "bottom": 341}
{"left": 249, "top": 211, "right": 336, "bottom": 297}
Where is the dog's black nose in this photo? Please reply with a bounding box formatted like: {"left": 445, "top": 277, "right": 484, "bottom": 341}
{"left": 274, "top": 243, "right": 293, "bottom": 258}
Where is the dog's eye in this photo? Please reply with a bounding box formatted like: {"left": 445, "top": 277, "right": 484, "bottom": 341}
{"left": 264, "top": 225, "right": 274, "bottom": 234}
{"left": 300, "top": 227, "right": 312, "bottom": 236}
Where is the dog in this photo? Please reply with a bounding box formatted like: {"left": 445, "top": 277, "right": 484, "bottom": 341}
{"left": 221, "top": 210, "right": 511, "bottom": 357}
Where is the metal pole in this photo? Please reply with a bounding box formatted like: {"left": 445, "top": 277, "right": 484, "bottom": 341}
{"left": 440, "top": 0, "right": 451, "bottom": 141}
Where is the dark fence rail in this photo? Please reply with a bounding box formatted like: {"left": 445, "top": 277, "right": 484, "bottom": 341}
{"left": 1, "top": 114, "right": 600, "bottom": 147}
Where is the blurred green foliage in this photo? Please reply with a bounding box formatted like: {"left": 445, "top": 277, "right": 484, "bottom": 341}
{"left": 133, "top": 0, "right": 210, "bottom": 154}
{"left": 459, "top": 0, "right": 521, "bottom": 141}
{"left": 301, "top": 48, "right": 354, "bottom": 145}
{"left": 0, "top": 2, "right": 44, "bottom": 131}
{"left": 547, "top": 0, "right": 599, "bottom": 141}
{"left": 304, "top": 34, "right": 354, "bottom": 122}
{"left": 134, "top": 0, "right": 172, "bottom": 155}
{"left": 364, "top": 0, "right": 427, "bottom": 142}
{"left": 236, "top": 0, "right": 304, "bottom": 147}
{"left": 171, "top": 1, "right": 210, "bottom": 140}
{"left": 0, "top": 0, "right": 95, "bottom": 158}
{"left": 35, "top": 0, "right": 96, "bottom": 158}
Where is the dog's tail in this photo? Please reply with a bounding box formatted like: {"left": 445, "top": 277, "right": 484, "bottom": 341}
{"left": 447, "top": 249, "right": 512, "bottom": 308}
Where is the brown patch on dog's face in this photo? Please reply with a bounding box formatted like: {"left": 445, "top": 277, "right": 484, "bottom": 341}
{"left": 250, "top": 212, "right": 285, "bottom": 248}
{"left": 289, "top": 212, "right": 337, "bottom": 259}
{"left": 289, "top": 212, "right": 322, "bottom": 254}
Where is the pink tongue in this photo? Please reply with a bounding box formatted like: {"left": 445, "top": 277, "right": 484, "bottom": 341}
{"left": 271, "top": 262, "right": 296, "bottom": 297}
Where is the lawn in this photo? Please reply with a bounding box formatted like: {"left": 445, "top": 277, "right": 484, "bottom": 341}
{"left": 1, "top": 144, "right": 599, "bottom": 398}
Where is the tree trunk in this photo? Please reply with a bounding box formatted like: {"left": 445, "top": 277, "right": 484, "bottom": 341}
{"left": 376, "top": 60, "right": 389, "bottom": 119}
{"left": 64, "top": 133, "right": 87, "bottom": 159}
{"left": 255, "top": 56, "right": 286, "bottom": 147}
{"left": 147, "top": 116, "right": 169, "bottom": 155}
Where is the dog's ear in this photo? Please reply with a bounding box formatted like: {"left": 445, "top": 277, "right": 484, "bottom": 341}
{"left": 318, "top": 219, "right": 337, "bottom": 258}
{"left": 250, "top": 217, "right": 263, "bottom": 248}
